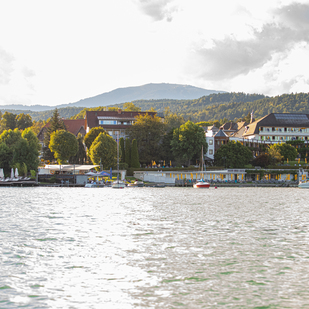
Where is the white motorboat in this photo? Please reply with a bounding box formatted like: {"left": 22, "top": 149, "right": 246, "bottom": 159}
{"left": 111, "top": 180, "right": 125, "bottom": 189}
{"left": 85, "top": 182, "right": 105, "bottom": 188}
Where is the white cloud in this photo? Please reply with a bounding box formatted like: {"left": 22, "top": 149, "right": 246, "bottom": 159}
{"left": 0, "top": 0, "right": 308, "bottom": 106}
{"left": 0, "top": 47, "right": 15, "bottom": 85}
{"left": 134, "top": 0, "right": 179, "bottom": 21}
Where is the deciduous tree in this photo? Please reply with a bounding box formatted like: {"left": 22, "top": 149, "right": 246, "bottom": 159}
{"left": 267, "top": 144, "right": 283, "bottom": 164}
{"left": 89, "top": 133, "right": 117, "bottom": 169}
{"left": 16, "top": 113, "right": 33, "bottom": 130}
{"left": 123, "top": 102, "right": 141, "bottom": 112}
{"left": 84, "top": 127, "right": 106, "bottom": 150}
{"left": 171, "top": 120, "right": 207, "bottom": 166}
{"left": 0, "top": 112, "right": 17, "bottom": 131}
{"left": 127, "top": 114, "right": 165, "bottom": 164}
{"left": 49, "top": 130, "right": 78, "bottom": 164}
{"left": 276, "top": 143, "right": 298, "bottom": 161}
{"left": 214, "top": 141, "right": 253, "bottom": 168}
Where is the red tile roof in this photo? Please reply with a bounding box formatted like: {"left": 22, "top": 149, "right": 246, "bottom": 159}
{"left": 38, "top": 119, "right": 86, "bottom": 141}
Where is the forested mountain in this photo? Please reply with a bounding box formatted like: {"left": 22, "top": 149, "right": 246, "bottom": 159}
{"left": 55, "top": 83, "right": 224, "bottom": 108}
{"left": 1, "top": 92, "right": 309, "bottom": 123}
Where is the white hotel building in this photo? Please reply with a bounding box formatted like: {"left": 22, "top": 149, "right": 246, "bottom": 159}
{"left": 204, "top": 113, "right": 309, "bottom": 160}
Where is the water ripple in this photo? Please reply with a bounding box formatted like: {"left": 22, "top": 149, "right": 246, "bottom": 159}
{"left": 1, "top": 187, "right": 309, "bottom": 308}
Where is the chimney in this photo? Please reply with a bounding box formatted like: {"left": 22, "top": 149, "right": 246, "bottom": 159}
{"left": 118, "top": 109, "right": 122, "bottom": 114}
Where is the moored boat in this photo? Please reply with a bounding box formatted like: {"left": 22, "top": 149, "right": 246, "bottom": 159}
{"left": 193, "top": 179, "right": 210, "bottom": 188}
{"left": 85, "top": 182, "right": 105, "bottom": 188}
{"left": 112, "top": 180, "right": 125, "bottom": 189}
{"left": 127, "top": 180, "right": 144, "bottom": 187}
{"left": 298, "top": 180, "right": 309, "bottom": 188}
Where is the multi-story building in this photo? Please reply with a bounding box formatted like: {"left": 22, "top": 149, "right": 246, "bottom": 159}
{"left": 85, "top": 110, "right": 162, "bottom": 140}
{"left": 205, "top": 113, "right": 309, "bottom": 159}
{"left": 205, "top": 125, "right": 219, "bottom": 160}
{"left": 242, "top": 113, "right": 309, "bottom": 143}
{"left": 38, "top": 110, "right": 163, "bottom": 144}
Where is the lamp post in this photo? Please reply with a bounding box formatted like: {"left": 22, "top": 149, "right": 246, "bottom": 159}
{"left": 222, "top": 156, "right": 226, "bottom": 169}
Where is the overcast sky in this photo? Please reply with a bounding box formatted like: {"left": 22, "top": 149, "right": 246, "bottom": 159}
{"left": 0, "top": 0, "right": 308, "bottom": 107}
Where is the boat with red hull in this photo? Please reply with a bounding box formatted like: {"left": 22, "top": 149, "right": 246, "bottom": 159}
{"left": 193, "top": 180, "right": 210, "bottom": 188}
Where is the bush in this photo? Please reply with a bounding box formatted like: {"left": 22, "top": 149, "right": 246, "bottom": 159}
{"left": 49, "top": 176, "right": 56, "bottom": 183}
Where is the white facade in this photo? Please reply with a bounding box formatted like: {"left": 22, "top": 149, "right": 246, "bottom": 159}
{"left": 205, "top": 126, "right": 218, "bottom": 160}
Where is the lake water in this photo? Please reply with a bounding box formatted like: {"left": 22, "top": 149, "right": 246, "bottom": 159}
{"left": 1, "top": 186, "right": 309, "bottom": 308}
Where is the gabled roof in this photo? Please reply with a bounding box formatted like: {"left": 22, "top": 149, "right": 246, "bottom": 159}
{"left": 220, "top": 122, "right": 238, "bottom": 131}
{"left": 62, "top": 119, "right": 86, "bottom": 136}
{"left": 243, "top": 113, "right": 309, "bottom": 136}
{"left": 214, "top": 129, "right": 228, "bottom": 137}
{"left": 206, "top": 125, "right": 219, "bottom": 131}
{"left": 37, "top": 119, "right": 86, "bottom": 141}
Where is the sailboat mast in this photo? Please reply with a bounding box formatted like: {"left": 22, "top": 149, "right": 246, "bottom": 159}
{"left": 201, "top": 145, "right": 203, "bottom": 172}
{"left": 117, "top": 132, "right": 119, "bottom": 181}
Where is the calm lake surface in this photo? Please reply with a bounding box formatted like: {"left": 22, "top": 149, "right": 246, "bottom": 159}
{"left": 1, "top": 187, "right": 309, "bottom": 308}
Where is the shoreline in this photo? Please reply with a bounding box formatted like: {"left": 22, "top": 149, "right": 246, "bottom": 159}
{"left": 0, "top": 181, "right": 298, "bottom": 188}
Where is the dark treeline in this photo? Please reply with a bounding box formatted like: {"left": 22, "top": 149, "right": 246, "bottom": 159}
{"left": 0, "top": 107, "right": 84, "bottom": 122}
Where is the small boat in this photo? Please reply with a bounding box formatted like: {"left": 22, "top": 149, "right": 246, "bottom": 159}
{"left": 193, "top": 145, "right": 210, "bottom": 188}
{"left": 128, "top": 180, "right": 144, "bottom": 187}
{"left": 112, "top": 180, "right": 125, "bottom": 189}
{"left": 85, "top": 182, "right": 105, "bottom": 188}
{"left": 298, "top": 180, "right": 309, "bottom": 189}
{"left": 193, "top": 179, "right": 210, "bottom": 188}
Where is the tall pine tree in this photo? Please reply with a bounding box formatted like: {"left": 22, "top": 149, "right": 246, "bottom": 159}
{"left": 125, "top": 138, "right": 131, "bottom": 167}
{"left": 119, "top": 137, "right": 125, "bottom": 163}
{"left": 130, "top": 139, "right": 140, "bottom": 168}
{"left": 43, "top": 108, "right": 66, "bottom": 161}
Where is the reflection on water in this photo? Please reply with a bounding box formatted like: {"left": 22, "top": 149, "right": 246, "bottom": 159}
{"left": 1, "top": 187, "right": 309, "bottom": 308}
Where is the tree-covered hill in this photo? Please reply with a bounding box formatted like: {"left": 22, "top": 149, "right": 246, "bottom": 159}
{"left": 1, "top": 92, "right": 309, "bottom": 123}
{"left": 0, "top": 107, "right": 84, "bottom": 122}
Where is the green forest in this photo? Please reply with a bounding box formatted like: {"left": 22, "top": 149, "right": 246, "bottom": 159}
{"left": 1, "top": 92, "right": 309, "bottom": 123}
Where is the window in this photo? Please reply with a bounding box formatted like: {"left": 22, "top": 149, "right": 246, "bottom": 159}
{"left": 209, "top": 149, "right": 213, "bottom": 155}
{"left": 209, "top": 139, "right": 213, "bottom": 145}
{"left": 99, "top": 120, "right": 117, "bottom": 125}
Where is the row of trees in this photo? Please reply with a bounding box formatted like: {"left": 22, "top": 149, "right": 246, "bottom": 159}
{"left": 36, "top": 105, "right": 303, "bottom": 171}
{"left": 0, "top": 111, "right": 46, "bottom": 135}
{"left": 0, "top": 128, "right": 41, "bottom": 176}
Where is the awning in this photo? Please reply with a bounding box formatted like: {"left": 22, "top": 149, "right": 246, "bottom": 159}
{"left": 44, "top": 165, "right": 99, "bottom": 172}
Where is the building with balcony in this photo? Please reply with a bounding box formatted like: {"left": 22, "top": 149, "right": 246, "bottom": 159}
{"left": 85, "top": 110, "right": 161, "bottom": 140}
{"left": 242, "top": 113, "right": 309, "bottom": 143}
